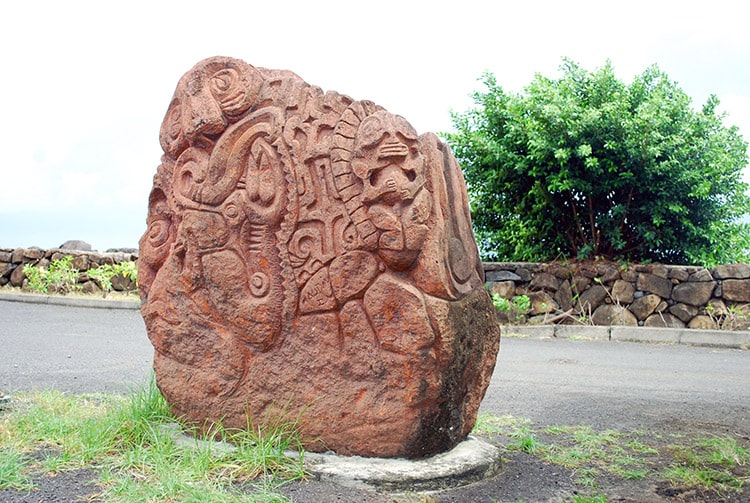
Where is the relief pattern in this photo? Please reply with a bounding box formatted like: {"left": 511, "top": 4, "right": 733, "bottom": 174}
{"left": 139, "top": 56, "right": 500, "bottom": 458}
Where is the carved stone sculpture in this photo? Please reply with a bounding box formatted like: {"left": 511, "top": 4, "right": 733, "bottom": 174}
{"left": 139, "top": 56, "right": 501, "bottom": 458}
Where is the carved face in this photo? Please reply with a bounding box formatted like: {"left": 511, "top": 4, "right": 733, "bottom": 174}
{"left": 140, "top": 189, "right": 175, "bottom": 269}
{"left": 159, "top": 57, "right": 262, "bottom": 158}
{"left": 351, "top": 111, "right": 425, "bottom": 204}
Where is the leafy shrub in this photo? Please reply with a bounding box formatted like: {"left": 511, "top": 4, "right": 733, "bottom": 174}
{"left": 492, "top": 293, "right": 531, "bottom": 324}
{"left": 87, "top": 261, "right": 138, "bottom": 294}
{"left": 22, "top": 256, "right": 79, "bottom": 294}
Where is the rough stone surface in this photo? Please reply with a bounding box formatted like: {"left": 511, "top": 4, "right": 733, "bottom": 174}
{"left": 485, "top": 270, "right": 521, "bottom": 282}
{"left": 711, "top": 263, "right": 750, "bottom": 279}
{"left": 611, "top": 279, "right": 634, "bottom": 304}
{"left": 722, "top": 279, "right": 750, "bottom": 303}
{"left": 529, "top": 272, "right": 559, "bottom": 292}
{"left": 591, "top": 304, "right": 638, "bottom": 326}
{"left": 688, "top": 315, "right": 717, "bottom": 330}
{"left": 671, "top": 280, "right": 716, "bottom": 306}
{"left": 644, "top": 312, "right": 685, "bottom": 328}
{"left": 9, "top": 265, "right": 26, "bottom": 287}
{"left": 59, "top": 240, "right": 93, "bottom": 251}
{"left": 576, "top": 284, "right": 608, "bottom": 312}
{"left": 527, "top": 291, "right": 557, "bottom": 315}
{"left": 688, "top": 269, "right": 714, "bottom": 282}
{"left": 489, "top": 281, "right": 515, "bottom": 299}
{"left": 636, "top": 273, "right": 672, "bottom": 299}
{"left": 628, "top": 294, "right": 662, "bottom": 321}
{"left": 669, "top": 303, "right": 698, "bottom": 323}
{"left": 554, "top": 279, "right": 573, "bottom": 312}
{"left": 138, "top": 56, "right": 501, "bottom": 459}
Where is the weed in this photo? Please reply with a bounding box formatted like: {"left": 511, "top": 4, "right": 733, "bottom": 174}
{"left": 86, "top": 261, "right": 139, "bottom": 295}
{"left": 510, "top": 429, "right": 545, "bottom": 455}
{"left": 0, "top": 447, "right": 34, "bottom": 490}
{"left": 705, "top": 303, "right": 750, "bottom": 331}
{"left": 664, "top": 435, "right": 750, "bottom": 494}
{"left": 473, "top": 413, "right": 532, "bottom": 435}
{"left": 474, "top": 413, "right": 749, "bottom": 498}
{"left": 22, "top": 256, "right": 79, "bottom": 294}
{"left": 0, "top": 375, "right": 304, "bottom": 501}
{"left": 568, "top": 493, "right": 607, "bottom": 503}
{"left": 474, "top": 415, "right": 660, "bottom": 493}
{"left": 492, "top": 293, "right": 531, "bottom": 324}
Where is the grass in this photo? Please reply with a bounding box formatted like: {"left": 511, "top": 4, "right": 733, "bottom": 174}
{"left": 664, "top": 435, "right": 750, "bottom": 494}
{"left": 473, "top": 412, "right": 750, "bottom": 500}
{"left": 0, "top": 375, "right": 306, "bottom": 502}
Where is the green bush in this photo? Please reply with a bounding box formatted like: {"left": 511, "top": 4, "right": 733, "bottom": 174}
{"left": 87, "top": 261, "right": 138, "bottom": 294}
{"left": 492, "top": 293, "right": 531, "bottom": 324}
{"left": 22, "top": 256, "right": 79, "bottom": 294}
{"left": 446, "top": 58, "right": 750, "bottom": 265}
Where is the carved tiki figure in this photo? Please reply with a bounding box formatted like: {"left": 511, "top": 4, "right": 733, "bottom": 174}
{"left": 139, "top": 56, "right": 501, "bottom": 458}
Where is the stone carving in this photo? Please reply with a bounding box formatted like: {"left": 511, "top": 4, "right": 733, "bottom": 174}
{"left": 139, "top": 56, "right": 501, "bottom": 459}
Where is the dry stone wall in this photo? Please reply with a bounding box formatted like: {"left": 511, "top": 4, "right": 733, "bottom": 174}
{"left": 4, "top": 247, "right": 748, "bottom": 331}
{"left": 485, "top": 261, "right": 750, "bottom": 330}
{"left": 0, "top": 246, "right": 138, "bottom": 293}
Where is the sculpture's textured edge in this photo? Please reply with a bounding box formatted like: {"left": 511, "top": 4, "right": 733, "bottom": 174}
{"left": 139, "top": 56, "right": 501, "bottom": 458}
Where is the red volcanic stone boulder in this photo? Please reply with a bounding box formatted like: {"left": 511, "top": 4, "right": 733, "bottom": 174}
{"left": 138, "top": 56, "right": 501, "bottom": 459}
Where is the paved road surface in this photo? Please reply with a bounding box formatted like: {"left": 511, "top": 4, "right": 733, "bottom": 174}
{"left": 1, "top": 299, "right": 748, "bottom": 436}
{"left": 485, "top": 335, "right": 750, "bottom": 435}
{"left": 0, "top": 300, "right": 152, "bottom": 394}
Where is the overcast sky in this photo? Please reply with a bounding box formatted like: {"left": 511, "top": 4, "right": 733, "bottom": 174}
{"left": 1, "top": 0, "right": 748, "bottom": 251}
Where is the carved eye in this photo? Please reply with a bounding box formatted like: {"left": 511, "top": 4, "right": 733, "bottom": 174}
{"left": 160, "top": 98, "right": 188, "bottom": 156}
{"left": 249, "top": 272, "right": 270, "bottom": 297}
{"left": 357, "top": 115, "right": 385, "bottom": 149}
{"left": 166, "top": 101, "right": 182, "bottom": 140}
{"left": 224, "top": 201, "right": 240, "bottom": 219}
{"left": 147, "top": 219, "right": 170, "bottom": 248}
{"left": 209, "top": 68, "right": 249, "bottom": 118}
{"left": 210, "top": 69, "right": 237, "bottom": 95}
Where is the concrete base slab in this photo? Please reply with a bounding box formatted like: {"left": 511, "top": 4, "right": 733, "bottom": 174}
{"left": 160, "top": 424, "right": 502, "bottom": 493}
{"left": 299, "top": 436, "right": 502, "bottom": 492}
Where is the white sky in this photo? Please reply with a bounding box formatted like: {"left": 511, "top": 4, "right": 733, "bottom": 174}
{"left": 1, "top": 0, "right": 748, "bottom": 251}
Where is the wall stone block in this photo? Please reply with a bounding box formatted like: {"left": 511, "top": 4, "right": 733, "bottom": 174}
{"left": 592, "top": 304, "right": 638, "bottom": 326}
{"left": 489, "top": 281, "right": 515, "bottom": 299}
{"left": 712, "top": 264, "right": 750, "bottom": 279}
{"left": 688, "top": 315, "right": 716, "bottom": 330}
{"left": 671, "top": 281, "right": 716, "bottom": 306}
{"left": 688, "top": 269, "right": 714, "bottom": 282}
{"left": 611, "top": 280, "right": 635, "bottom": 304}
{"left": 669, "top": 303, "right": 698, "bottom": 323}
{"left": 722, "top": 279, "right": 750, "bottom": 303}
{"left": 637, "top": 273, "right": 673, "bottom": 299}
{"left": 554, "top": 279, "right": 574, "bottom": 312}
{"left": 645, "top": 312, "right": 685, "bottom": 328}
{"left": 577, "top": 284, "right": 608, "bottom": 312}
{"left": 530, "top": 272, "right": 559, "bottom": 291}
{"left": 630, "top": 294, "right": 662, "bottom": 320}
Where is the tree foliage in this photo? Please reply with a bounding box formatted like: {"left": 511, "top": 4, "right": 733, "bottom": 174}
{"left": 446, "top": 59, "right": 750, "bottom": 265}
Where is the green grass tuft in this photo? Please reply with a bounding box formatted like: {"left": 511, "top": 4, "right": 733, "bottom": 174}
{"left": 0, "top": 374, "right": 305, "bottom": 501}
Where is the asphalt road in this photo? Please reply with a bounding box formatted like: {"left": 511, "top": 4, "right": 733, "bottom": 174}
{"left": 1, "top": 299, "right": 748, "bottom": 437}
{"left": 0, "top": 300, "right": 152, "bottom": 394}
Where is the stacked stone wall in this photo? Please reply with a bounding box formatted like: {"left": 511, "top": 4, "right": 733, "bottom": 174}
{"left": 0, "top": 247, "right": 138, "bottom": 293}
{"left": 485, "top": 261, "right": 750, "bottom": 330}
{"left": 3, "top": 247, "right": 749, "bottom": 330}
